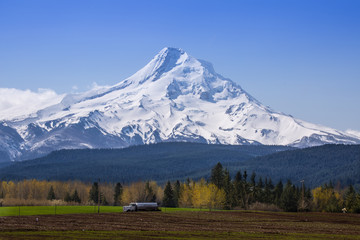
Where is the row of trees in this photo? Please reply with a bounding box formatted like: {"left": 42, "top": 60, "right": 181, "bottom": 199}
{"left": 0, "top": 180, "right": 113, "bottom": 206}
{"left": 1, "top": 163, "right": 360, "bottom": 213}
{"left": 161, "top": 163, "right": 312, "bottom": 211}
{"left": 160, "top": 163, "right": 360, "bottom": 213}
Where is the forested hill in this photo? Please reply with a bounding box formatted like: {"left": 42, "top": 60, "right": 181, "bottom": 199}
{"left": 0, "top": 143, "right": 358, "bottom": 188}
{"left": 229, "top": 144, "right": 360, "bottom": 188}
{"left": 0, "top": 143, "right": 290, "bottom": 183}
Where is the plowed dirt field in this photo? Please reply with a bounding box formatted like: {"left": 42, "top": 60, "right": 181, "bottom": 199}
{"left": 0, "top": 210, "right": 360, "bottom": 239}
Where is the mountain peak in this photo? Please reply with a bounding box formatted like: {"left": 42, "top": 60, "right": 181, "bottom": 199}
{"left": 1, "top": 47, "right": 360, "bottom": 160}
{"left": 153, "top": 47, "right": 188, "bottom": 71}
{"left": 120, "top": 48, "right": 247, "bottom": 102}
{"left": 124, "top": 47, "right": 192, "bottom": 85}
{"left": 158, "top": 47, "right": 185, "bottom": 56}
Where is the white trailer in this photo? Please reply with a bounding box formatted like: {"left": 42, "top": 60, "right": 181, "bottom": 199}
{"left": 123, "top": 202, "right": 159, "bottom": 212}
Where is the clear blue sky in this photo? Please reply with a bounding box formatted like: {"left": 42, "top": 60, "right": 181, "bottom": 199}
{"left": 0, "top": 0, "right": 359, "bottom": 131}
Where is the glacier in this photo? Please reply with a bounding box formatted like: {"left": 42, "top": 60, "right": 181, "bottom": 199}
{"left": 1, "top": 47, "right": 359, "bottom": 161}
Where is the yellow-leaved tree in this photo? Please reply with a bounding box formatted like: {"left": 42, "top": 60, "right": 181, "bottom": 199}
{"left": 192, "top": 179, "right": 210, "bottom": 209}
{"left": 207, "top": 183, "right": 225, "bottom": 210}
{"left": 178, "top": 182, "right": 193, "bottom": 208}
{"left": 312, "top": 185, "right": 343, "bottom": 212}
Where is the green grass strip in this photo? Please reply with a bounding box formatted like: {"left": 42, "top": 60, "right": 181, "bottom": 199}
{"left": 0, "top": 206, "right": 123, "bottom": 217}
{"left": 0, "top": 206, "right": 222, "bottom": 217}
{"left": 0, "top": 231, "right": 359, "bottom": 240}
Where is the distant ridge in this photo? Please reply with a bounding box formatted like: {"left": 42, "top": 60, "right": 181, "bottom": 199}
{"left": 0, "top": 143, "right": 358, "bottom": 188}
{"left": 0, "top": 143, "right": 291, "bottom": 182}
{"left": 229, "top": 144, "right": 360, "bottom": 188}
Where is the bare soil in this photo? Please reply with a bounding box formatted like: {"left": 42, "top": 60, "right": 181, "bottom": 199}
{"left": 0, "top": 211, "right": 359, "bottom": 238}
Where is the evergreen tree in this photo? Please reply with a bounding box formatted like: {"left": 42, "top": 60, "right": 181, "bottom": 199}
{"left": 345, "top": 185, "right": 356, "bottom": 212}
{"left": 247, "top": 172, "right": 256, "bottom": 204}
{"left": 255, "top": 176, "right": 264, "bottom": 202}
{"left": 47, "top": 186, "right": 56, "bottom": 200}
{"left": 243, "top": 170, "right": 248, "bottom": 182}
{"left": 211, "top": 162, "right": 224, "bottom": 189}
{"left": 250, "top": 172, "right": 256, "bottom": 187}
{"left": 64, "top": 191, "right": 72, "bottom": 202}
{"left": 257, "top": 177, "right": 264, "bottom": 189}
{"left": 173, "top": 180, "right": 181, "bottom": 207}
{"left": 267, "top": 178, "right": 274, "bottom": 190}
{"left": 72, "top": 189, "right": 81, "bottom": 203}
{"left": 235, "top": 171, "right": 242, "bottom": 182}
{"left": 279, "top": 180, "right": 298, "bottom": 212}
{"left": 263, "top": 178, "right": 273, "bottom": 204}
{"left": 163, "top": 181, "right": 176, "bottom": 207}
{"left": 354, "top": 194, "right": 360, "bottom": 213}
{"left": 223, "top": 169, "right": 235, "bottom": 209}
{"left": 274, "top": 180, "right": 283, "bottom": 206}
{"left": 113, "top": 182, "right": 123, "bottom": 206}
{"left": 89, "top": 182, "right": 99, "bottom": 204}
{"left": 238, "top": 170, "right": 251, "bottom": 209}
{"left": 234, "top": 171, "right": 243, "bottom": 207}
{"left": 145, "top": 181, "right": 156, "bottom": 202}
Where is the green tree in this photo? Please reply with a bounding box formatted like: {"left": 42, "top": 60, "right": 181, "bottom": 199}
{"left": 274, "top": 180, "right": 283, "bottom": 206}
{"left": 64, "top": 191, "right": 72, "bottom": 202}
{"left": 145, "top": 181, "right": 156, "bottom": 202}
{"left": 243, "top": 170, "right": 248, "bottom": 182}
{"left": 173, "top": 180, "right": 181, "bottom": 207}
{"left": 72, "top": 189, "right": 81, "bottom": 203}
{"left": 47, "top": 185, "right": 56, "bottom": 200}
{"left": 211, "top": 162, "right": 224, "bottom": 189}
{"left": 255, "top": 176, "right": 264, "bottom": 203}
{"left": 250, "top": 172, "right": 256, "bottom": 187}
{"left": 233, "top": 171, "right": 243, "bottom": 207}
{"left": 345, "top": 185, "right": 356, "bottom": 212}
{"left": 114, "top": 182, "right": 123, "bottom": 206}
{"left": 263, "top": 177, "right": 273, "bottom": 204}
{"left": 163, "top": 181, "right": 176, "bottom": 207}
{"left": 235, "top": 171, "right": 251, "bottom": 209}
{"left": 89, "top": 182, "right": 99, "bottom": 204}
{"left": 279, "top": 180, "right": 298, "bottom": 212}
{"left": 354, "top": 194, "right": 360, "bottom": 213}
{"left": 223, "top": 169, "right": 235, "bottom": 209}
{"left": 234, "top": 171, "right": 242, "bottom": 182}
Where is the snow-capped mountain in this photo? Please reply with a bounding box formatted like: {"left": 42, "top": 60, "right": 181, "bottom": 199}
{"left": 1, "top": 47, "right": 359, "bottom": 161}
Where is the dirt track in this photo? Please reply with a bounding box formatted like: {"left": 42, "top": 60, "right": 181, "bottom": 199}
{"left": 0, "top": 210, "right": 360, "bottom": 236}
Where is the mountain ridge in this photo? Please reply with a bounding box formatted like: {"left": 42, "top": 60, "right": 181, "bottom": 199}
{"left": 0, "top": 143, "right": 358, "bottom": 189}
{"left": 0, "top": 143, "right": 293, "bottom": 183}
{"left": 1, "top": 47, "right": 359, "bottom": 160}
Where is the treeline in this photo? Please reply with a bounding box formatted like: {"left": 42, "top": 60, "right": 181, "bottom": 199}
{"left": 0, "top": 180, "right": 112, "bottom": 206}
{"left": 1, "top": 163, "right": 360, "bottom": 213}
{"left": 190, "top": 163, "right": 360, "bottom": 213}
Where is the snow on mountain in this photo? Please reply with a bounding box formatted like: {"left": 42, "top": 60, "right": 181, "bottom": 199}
{"left": 346, "top": 129, "right": 360, "bottom": 139}
{"left": 1, "top": 47, "right": 359, "bottom": 160}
